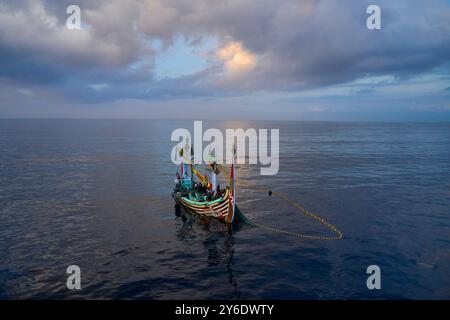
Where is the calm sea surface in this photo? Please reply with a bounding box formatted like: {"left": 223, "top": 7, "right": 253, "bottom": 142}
{"left": 0, "top": 120, "right": 449, "bottom": 299}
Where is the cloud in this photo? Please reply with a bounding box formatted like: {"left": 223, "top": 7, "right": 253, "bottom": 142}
{"left": 0, "top": 1, "right": 142, "bottom": 68}
{"left": 89, "top": 83, "right": 109, "bottom": 91}
{"left": 217, "top": 41, "right": 256, "bottom": 75}
{"left": 0, "top": 0, "right": 449, "bottom": 107}
{"left": 0, "top": 0, "right": 149, "bottom": 89}
{"left": 17, "top": 88, "right": 34, "bottom": 96}
{"left": 139, "top": 0, "right": 450, "bottom": 89}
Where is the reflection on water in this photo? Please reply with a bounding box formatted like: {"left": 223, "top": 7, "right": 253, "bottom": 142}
{"left": 174, "top": 205, "right": 241, "bottom": 298}
{"left": 0, "top": 120, "right": 449, "bottom": 299}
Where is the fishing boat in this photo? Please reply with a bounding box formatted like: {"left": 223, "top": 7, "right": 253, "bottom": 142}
{"left": 172, "top": 143, "right": 238, "bottom": 225}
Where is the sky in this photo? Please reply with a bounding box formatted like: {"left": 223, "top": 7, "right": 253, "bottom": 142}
{"left": 0, "top": 0, "right": 449, "bottom": 121}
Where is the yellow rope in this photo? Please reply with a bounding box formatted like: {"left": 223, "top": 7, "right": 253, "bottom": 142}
{"left": 222, "top": 166, "right": 342, "bottom": 240}
{"left": 245, "top": 188, "right": 343, "bottom": 241}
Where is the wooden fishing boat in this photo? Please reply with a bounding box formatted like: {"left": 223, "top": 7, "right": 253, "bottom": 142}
{"left": 172, "top": 144, "right": 238, "bottom": 224}
{"left": 173, "top": 188, "right": 235, "bottom": 223}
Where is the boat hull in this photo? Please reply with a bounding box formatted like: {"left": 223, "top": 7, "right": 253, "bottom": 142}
{"left": 174, "top": 189, "right": 232, "bottom": 223}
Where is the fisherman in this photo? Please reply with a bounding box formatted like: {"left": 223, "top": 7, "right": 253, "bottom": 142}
{"left": 216, "top": 184, "right": 221, "bottom": 197}
{"left": 183, "top": 163, "right": 190, "bottom": 178}
{"left": 209, "top": 171, "right": 217, "bottom": 197}
{"left": 175, "top": 172, "right": 181, "bottom": 188}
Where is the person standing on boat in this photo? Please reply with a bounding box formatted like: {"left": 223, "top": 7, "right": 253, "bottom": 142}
{"left": 182, "top": 163, "right": 190, "bottom": 179}
{"left": 209, "top": 171, "right": 217, "bottom": 197}
{"left": 216, "top": 185, "right": 221, "bottom": 197}
{"left": 175, "top": 172, "right": 181, "bottom": 188}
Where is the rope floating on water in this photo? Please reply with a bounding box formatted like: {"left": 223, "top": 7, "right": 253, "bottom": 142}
{"left": 243, "top": 188, "right": 343, "bottom": 241}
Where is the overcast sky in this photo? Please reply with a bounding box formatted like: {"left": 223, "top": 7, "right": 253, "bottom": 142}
{"left": 0, "top": 0, "right": 449, "bottom": 120}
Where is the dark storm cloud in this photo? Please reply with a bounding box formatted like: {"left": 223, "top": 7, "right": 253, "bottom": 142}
{"left": 0, "top": 0, "right": 449, "bottom": 102}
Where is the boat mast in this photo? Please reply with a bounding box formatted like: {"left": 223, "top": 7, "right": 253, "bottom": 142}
{"left": 190, "top": 145, "right": 194, "bottom": 190}
{"left": 226, "top": 142, "right": 236, "bottom": 224}
{"left": 232, "top": 142, "right": 236, "bottom": 215}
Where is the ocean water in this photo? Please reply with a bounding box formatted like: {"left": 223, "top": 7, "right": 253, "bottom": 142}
{"left": 0, "top": 119, "right": 449, "bottom": 299}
